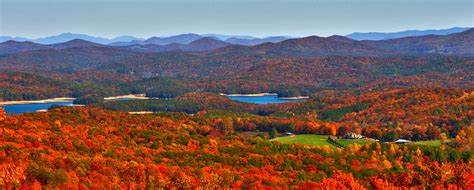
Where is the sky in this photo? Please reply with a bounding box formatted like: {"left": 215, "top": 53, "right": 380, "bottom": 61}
{"left": 0, "top": 0, "right": 472, "bottom": 38}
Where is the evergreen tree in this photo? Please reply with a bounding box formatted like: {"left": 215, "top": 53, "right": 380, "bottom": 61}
{"left": 269, "top": 127, "right": 279, "bottom": 138}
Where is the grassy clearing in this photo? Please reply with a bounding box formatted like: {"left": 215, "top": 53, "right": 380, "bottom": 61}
{"left": 270, "top": 134, "right": 334, "bottom": 147}
{"left": 271, "top": 134, "right": 450, "bottom": 148}
{"left": 270, "top": 134, "right": 375, "bottom": 148}
{"left": 337, "top": 138, "right": 376, "bottom": 147}
{"left": 413, "top": 139, "right": 451, "bottom": 146}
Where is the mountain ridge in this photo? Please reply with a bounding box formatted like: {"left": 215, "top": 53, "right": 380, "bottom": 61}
{"left": 1, "top": 27, "right": 472, "bottom": 56}
{"left": 366, "top": 28, "right": 474, "bottom": 55}
{"left": 1, "top": 27, "right": 469, "bottom": 46}
{"left": 346, "top": 27, "right": 470, "bottom": 40}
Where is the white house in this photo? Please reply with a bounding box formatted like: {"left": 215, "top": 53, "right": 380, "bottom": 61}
{"left": 342, "top": 132, "right": 364, "bottom": 139}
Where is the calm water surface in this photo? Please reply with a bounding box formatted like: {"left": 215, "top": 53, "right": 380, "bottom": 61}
{"left": 227, "top": 95, "right": 307, "bottom": 104}
{"left": 1, "top": 97, "right": 147, "bottom": 114}
{"left": 2, "top": 101, "right": 73, "bottom": 114}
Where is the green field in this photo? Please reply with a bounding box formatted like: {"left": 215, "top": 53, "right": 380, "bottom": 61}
{"left": 413, "top": 139, "right": 451, "bottom": 146}
{"left": 336, "top": 138, "right": 376, "bottom": 146}
{"left": 270, "top": 134, "right": 375, "bottom": 148}
{"left": 271, "top": 134, "right": 450, "bottom": 148}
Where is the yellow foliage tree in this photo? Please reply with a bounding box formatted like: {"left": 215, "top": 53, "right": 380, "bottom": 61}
{"left": 454, "top": 126, "right": 474, "bottom": 151}
{"left": 382, "top": 160, "right": 392, "bottom": 169}
{"left": 388, "top": 144, "right": 396, "bottom": 155}
{"left": 321, "top": 145, "right": 332, "bottom": 154}
{"left": 415, "top": 148, "right": 422, "bottom": 157}
{"left": 440, "top": 133, "right": 448, "bottom": 143}
{"left": 54, "top": 120, "right": 62, "bottom": 128}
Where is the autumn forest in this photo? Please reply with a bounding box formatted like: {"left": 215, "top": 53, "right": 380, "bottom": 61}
{"left": 0, "top": 7, "right": 474, "bottom": 189}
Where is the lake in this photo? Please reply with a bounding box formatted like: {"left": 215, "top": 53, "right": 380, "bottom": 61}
{"left": 1, "top": 94, "right": 153, "bottom": 115}
{"left": 1, "top": 98, "right": 140, "bottom": 115}
{"left": 1, "top": 95, "right": 307, "bottom": 114}
{"left": 1, "top": 101, "right": 73, "bottom": 115}
{"left": 227, "top": 95, "right": 307, "bottom": 104}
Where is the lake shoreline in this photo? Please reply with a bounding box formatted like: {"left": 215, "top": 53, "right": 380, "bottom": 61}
{"left": 0, "top": 94, "right": 148, "bottom": 106}
{"left": 128, "top": 111, "right": 154, "bottom": 114}
{"left": 0, "top": 93, "right": 309, "bottom": 107}
{"left": 220, "top": 93, "right": 278, "bottom": 97}
{"left": 104, "top": 94, "right": 149, "bottom": 100}
{"left": 278, "top": 96, "right": 310, "bottom": 100}
{"left": 221, "top": 93, "right": 309, "bottom": 100}
{"left": 0, "top": 97, "right": 76, "bottom": 106}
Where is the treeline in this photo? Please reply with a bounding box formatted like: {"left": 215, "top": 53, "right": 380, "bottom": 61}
{"left": 102, "top": 99, "right": 200, "bottom": 113}
{"left": 120, "top": 78, "right": 195, "bottom": 98}
{"left": 318, "top": 102, "right": 370, "bottom": 121}
{"left": 0, "top": 72, "right": 122, "bottom": 101}
{"left": 0, "top": 73, "right": 315, "bottom": 102}
{"left": 101, "top": 92, "right": 299, "bottom": 116}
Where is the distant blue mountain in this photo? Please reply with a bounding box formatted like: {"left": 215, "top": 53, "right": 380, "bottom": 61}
{"left": 346, "top": 27, "right": 470, "bottom": 40}
{"left": 32, "top": 33, "right": 109, "bottom": 44}
{"left": 0, "top": 36, "right": 30, "bottom": 43}
{"left": 225, "top": 36, "right": 291, "bottom": 46}
{"left": 202, "top": 34, "right": 257, "bottom": 40}
{"left": 0, "top": 33, "right": 144, "bottom": 44}
{"left": 110, "top": 34, "right": 293, "bottom": 46}
{"left": 1, "top": 27, "right": 469, "bottom": 46}
{"left": 122, "top": 37, "right": 231, "bottom": 52}
{"left": 143, "top": 34, "right": 203, "bottom": 45}
{"left": 31, "top": 33, "right": 144, "bottom": 44}
{"left": 110, "top": 36, "right": 144, "bottom": 43}
{"left": 110, "top": 34, "right": 204, "bottom": 46}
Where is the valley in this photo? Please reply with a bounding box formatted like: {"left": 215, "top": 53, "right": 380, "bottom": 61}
{"left": 0, "top": 27, "right": 472, "bottom": 189}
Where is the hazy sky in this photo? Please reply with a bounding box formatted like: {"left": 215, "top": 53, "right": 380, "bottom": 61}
{"left": 0, "top": 0, "right": 472, "bottom": 38}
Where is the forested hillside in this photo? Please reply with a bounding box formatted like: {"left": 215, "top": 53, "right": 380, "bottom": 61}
{"left": 0, "top": 28, "right": 473, "bottom": 189}
{"left": 0, "top": 106, "right": 472, "bottom": 189}
{"left": 0, "top": 29, "right": 473, "bottom": 100}
{"left": 0, "top": 54, "right": 472, "bottom": 100}
{"left": 99, "top": 89, "right": 473, "bottom": 141}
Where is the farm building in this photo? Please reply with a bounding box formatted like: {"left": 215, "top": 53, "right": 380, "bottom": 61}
{"left": 342, "top": 132, "right": 364, "bottom": 139}
{"left": 284, "top": 132, "right": 295, "bottom": 137}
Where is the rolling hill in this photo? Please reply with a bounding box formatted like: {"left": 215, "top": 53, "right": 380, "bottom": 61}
{"left": 122, "top": 37, "right": 231, "bottom": 52}
{"left": 0, "top": 39, "right": 109, "bottom": 55}
{"left": 368, "top": 28, "right": 474, "bottom": 55}
{"left": 31, "top": 33, "right": 143, "bottom": 44}
{"left": 0, "top": 41, "right": 50, "bottom": 55}
{"left": 225, "top": 36, "right": 290, "bottom": 46}
{"left": 346, "top": 27, "right": 470, "bottom": 40}
{"left": 110, "top": 34, "right": 291, "bottom": 46}
{"left": 109, "top": 34, "right": 204, "bottom": 46}
{"left": 249, "top": 35, "right": 386, "bottom": 56}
